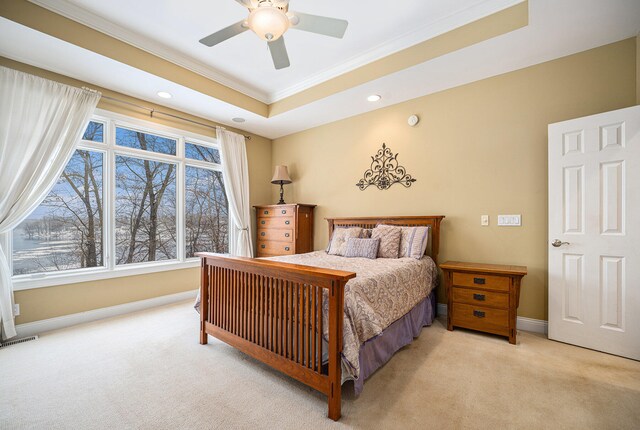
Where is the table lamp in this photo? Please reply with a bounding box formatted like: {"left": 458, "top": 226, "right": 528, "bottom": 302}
{"left": 271, "top": 165, "right": 292, "bottom": 205}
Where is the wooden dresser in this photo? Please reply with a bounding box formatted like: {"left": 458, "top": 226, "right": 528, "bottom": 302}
{"left": 254, "top": 204, "right": 316, "bottom": 257}
{"left": 441, "top": 261, "right": 527, "bottom": 344}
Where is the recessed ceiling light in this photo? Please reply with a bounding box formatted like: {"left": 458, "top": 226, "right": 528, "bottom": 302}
{"left": 367, "top": 94, "right": 382, "bottom": 102}
{"left": 157, "top": 91, "right": 172, "bottom": 99}
{"left": 232, "top": 117, "right": 246, "bottom": 123}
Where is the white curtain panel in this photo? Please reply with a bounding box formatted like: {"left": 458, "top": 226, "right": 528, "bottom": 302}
{"left": 217, "top": 127, "right": 253, "bottom": 258}
{"left": 0, "top": 67, "right": 101, "bottom": 339}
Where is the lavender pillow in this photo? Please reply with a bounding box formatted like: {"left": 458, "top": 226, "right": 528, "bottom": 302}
{"left": 344, "top": 238, "right": 380, "bottom": 259}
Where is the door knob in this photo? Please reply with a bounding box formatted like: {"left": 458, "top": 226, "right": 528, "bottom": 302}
{"left": 552, "top": 239, "right": 570, "bottom": 247}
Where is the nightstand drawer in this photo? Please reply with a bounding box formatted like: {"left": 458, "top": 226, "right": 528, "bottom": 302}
{"left": 451, "top": 303, "right": 509, "bottom": 336}
{"left": 259, "top": 206, "right": 294, "bottom": 217}
{"left": 452, "top": 272, "right": 510, "bottom": 292}
{"left": 258, "top": 217, "right": 294, "bottom": 229}
{"left": 257, "top": 228, "right": 294, "bottom": 243}
{"left": 258, "top": 240, "right": 294, "bottom": 255}
{"left": 452, "top": 287, "right": 509, "bottom": 309}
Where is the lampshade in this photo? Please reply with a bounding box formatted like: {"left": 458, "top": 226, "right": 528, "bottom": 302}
{"left": 248, "top": 4, "right": 290, "bottom": 41}
{"left": 271, "top": 165, "right": 292, "bottom": 184}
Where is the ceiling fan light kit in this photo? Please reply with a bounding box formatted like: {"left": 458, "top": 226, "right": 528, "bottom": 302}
{"left": 248, "top": 3, "right": 289, "bottom": 41}
{"left": 199, "top": 0, "right": 349, "bottom": 70}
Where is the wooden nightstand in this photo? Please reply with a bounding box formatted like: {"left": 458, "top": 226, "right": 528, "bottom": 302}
{"left": 441, "top": 261, "right": 527, "bottom": 344}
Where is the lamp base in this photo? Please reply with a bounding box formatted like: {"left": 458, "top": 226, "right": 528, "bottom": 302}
{"left": 277, "top": 183, "right": 286, "bottom": 205}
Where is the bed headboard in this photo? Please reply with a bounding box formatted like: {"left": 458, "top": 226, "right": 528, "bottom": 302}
{"left": 325, "top": 216, "right": 445, "bottom": 263}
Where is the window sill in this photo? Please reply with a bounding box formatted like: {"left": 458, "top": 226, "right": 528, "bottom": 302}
{"left": 12, "top": 259, "right": 201, "bottom": 291}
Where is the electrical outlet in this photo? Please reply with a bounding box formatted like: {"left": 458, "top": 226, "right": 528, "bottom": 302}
{"left": 481, "top": 215, "right": 489, "bottom": 226}
{"left": 13, "top": 303, "right": 20, "bottom": 316}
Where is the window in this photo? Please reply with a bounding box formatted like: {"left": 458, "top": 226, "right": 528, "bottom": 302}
{"left": 12, "top": 149, "right": 104, "bottom": 275}
{"left": 11, "top": 112, "right": 228, "bottom": 288}
{"left": 115, "top": 155, "right": 177, "bottom": 264}
{"left": 116, "top": 126, "right": 176, "bottom": 155}
{"left": 185, "top": 167, "right": 227, "bottom": 258}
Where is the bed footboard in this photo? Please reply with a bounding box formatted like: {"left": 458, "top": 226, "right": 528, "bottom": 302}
{"left": 197, "top": 253, "right": 356, "bottom": 421}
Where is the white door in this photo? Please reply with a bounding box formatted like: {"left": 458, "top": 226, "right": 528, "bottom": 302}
{"left": 548, "top": 105, "right": 640, "bottom": 360}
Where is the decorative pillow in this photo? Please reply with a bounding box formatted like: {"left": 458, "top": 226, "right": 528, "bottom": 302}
{"left": 360, "top": 228, "right": 373, "bottom": 239}
{"left": 344, "top": 238, "right": 380, "bottom": 259}
{"left": 371, "top": 225, "right": 402, "bottom": 258}
{"left": 398, "top": 226, "right": 430, "bottom": 259}
{"left": 327, "top": 227, "right": 363, "bottom": 256}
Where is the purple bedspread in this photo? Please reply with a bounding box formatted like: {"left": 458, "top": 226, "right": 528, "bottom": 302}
{"left": 352, "top": 291, "right": 436, "bottom": 395}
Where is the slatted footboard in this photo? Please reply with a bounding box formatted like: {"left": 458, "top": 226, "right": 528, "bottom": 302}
{"left": 197, "top": 253, "right": 356, "bottom": 420}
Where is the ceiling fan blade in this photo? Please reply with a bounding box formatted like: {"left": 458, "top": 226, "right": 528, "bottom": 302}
{"left": 234, "top": 0, "right": 256, "bottom": 9}
{"left": 268, "top": 37, "right": 290, "bottom": 70}
{"left": 290, "top": 12, "right": 348, "bottom": 38}
{"left": 199, "top": 20, "right": 248, "bottom": 47}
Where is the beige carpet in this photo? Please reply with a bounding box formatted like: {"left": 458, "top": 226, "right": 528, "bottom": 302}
{"left": 1, "top": 301, "right": 639, "bottom": 430}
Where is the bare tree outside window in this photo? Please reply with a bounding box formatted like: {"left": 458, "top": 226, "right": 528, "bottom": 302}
{"left": 185, "top": 167, "right": 228, "bottom": 257}
{"left": 185, "top": 142, "right": 228, "bottom": 256}
{"left": 12, "top": 148, "right": 103, "bottom": 275}
{"left": 114, "top": 129, "right": 177, "bottom": 264}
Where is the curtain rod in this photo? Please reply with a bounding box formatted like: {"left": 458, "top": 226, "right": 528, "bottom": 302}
{"left": 95, "top": 93, "right": 251, "bottom": 140}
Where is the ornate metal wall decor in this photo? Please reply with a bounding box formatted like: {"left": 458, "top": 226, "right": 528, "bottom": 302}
{"left": 356, "top": 143, "right": 416, "bottom": 190}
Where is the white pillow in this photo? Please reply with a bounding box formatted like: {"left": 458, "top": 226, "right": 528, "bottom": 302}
{"left": 327, "top": 227, "right": 363, "bottom": 256}
{"left": 398, "top": 226, "right": 430, "bottom": 259}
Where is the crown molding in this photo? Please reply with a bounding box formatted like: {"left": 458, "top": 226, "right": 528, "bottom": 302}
{"left": 28, "top": 0, "right": 271, "bottom": 103}
{"left": 267, "top": 0, "right": 525, "bottom": 102}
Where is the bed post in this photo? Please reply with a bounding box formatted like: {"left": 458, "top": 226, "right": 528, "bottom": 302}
{"left": 328, "top": 278, "right": 346, "bottom": 421}
{"left": 199, "top": 257, "right": 209, "bottom": 345}
{"left": 327, "top": 218, "right": 335, "bottom": 243}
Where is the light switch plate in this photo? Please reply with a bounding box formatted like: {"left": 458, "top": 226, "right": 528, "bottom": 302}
{"left": 481, "top": 215, "right": 489, "bottom": 226}
{"left": 13, "top": 303, "right": 20, "bottom": 316}
{"left": 498, "top": 214, "right": 521, "bottom": 226}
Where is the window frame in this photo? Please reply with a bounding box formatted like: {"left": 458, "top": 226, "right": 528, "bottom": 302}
{"left": 11, "top": 109, "right": 227, "bottom": 291}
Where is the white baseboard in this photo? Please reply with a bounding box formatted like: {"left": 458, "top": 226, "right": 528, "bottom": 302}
{"left": 436, "top": 304, "right": 548, "bottom": 334}
{"left": 15, "top": 290, "right": 197, "bottom": 338}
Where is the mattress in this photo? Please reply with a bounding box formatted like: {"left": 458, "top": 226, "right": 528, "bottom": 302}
{"left": 264, "top": 251, "right": 438, "bottom": 382}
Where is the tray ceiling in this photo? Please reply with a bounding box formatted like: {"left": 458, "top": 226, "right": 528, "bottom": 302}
{"left": 1, "top": 0, "right": 639, "bottom": 139}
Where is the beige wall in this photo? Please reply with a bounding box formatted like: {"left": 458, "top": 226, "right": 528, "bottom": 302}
{"left": 2, "top": 58, "right": 273, "bottom": 325}
{"left": 272, "top": 38, "right": 637, "bottom": 321}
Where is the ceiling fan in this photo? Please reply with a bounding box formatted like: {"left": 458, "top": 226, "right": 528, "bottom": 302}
{"left": 199, "top": 0, "right": 349, "bottom": 70}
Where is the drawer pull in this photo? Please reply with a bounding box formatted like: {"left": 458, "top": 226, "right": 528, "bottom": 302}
{"left": 473, "top": 277, "right": 486, "bottom": 285}
{"left": 261, "top": 244, "right": 265, "bottom": 249}
{"left": 260, "top": 220, "right": 265, "bottom": 225}
{"left": 285, "top": 233, "right": 290, "bottom": 237}
{"left": 285, "top": 220, "right": 290, "bottom": 225}
{"left": 473, "top": 293, "right": 485, "bottom": 301}
{"left": 284, "top": 247, "right": 290, "bottom": 251}
{"left": 264, "top": 210, "right": 269, "bottom": 215}
{"left": 281, "top": 210, "right": 287, "bottom": 214}
{"left": 473, "top": 310, "right": 485, "bottom": 318}
{"left": 260, "top": 232, "right": 265, "bottom": 236}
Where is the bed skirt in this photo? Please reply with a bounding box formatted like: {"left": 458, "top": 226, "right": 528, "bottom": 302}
{"left": 352, "top": 291, "right": 437, "bottom": 395}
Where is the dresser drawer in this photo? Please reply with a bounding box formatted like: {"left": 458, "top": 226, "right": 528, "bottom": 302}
{"left": 451, "top": 303, "right": 509, "bottom": 336}
{"left": 258, "top": 217, "right": 294, "bottom": 229}
{"left": 452, "top": 287, "right": 509, "bottom": 309}
{"left": 257, "top": 228, "right": 294, "bottom": 243}
{"left": 258, "top": 240, "right": 294, "bottom": 255}
{"left": 258, "top": 206, "right": 295, "bottom": 217}
{"left": 452, "top": 272, "right": 510, "bottom": 292}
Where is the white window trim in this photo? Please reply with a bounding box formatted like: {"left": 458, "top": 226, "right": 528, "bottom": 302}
{"left": 11, "top": 109, "right": 227, "bottom": 291}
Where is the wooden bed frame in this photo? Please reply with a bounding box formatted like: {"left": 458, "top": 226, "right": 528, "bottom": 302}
{"left": 197, "top": 215, "right": 444, "bottom": 420}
